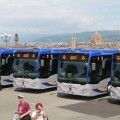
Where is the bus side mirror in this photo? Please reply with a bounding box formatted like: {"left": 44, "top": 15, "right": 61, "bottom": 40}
{"left": 2, "top": 59, "right": 5, "bottom": 65}
{"left": 50, "top": 59, "right": 52, "bottom": 71}
{"left": 91, "top": 63, "right": 96, "bottom": 71}
{"left": 6, "top": 58, "right": 8, "bottom": 64}
{"left": 41, "top": 60, "right": 44, "bottom": 67}
{"left": 102, "top": 61, "right": 105, "bottom": 69}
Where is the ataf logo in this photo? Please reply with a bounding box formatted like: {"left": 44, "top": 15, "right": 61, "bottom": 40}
{"left": 22, "top": 80, "right": 24, "bottom": 85}
{"left": 68, "top": 84, "right": 72, "bottom": 91}
{"left": 19, "top": 79, "right": 29, "bottom": 88}
{"left": 20, "top": 79, "right": 25, "bottom": 84}
{"left": 19, "top": 79, "right": 29, "bottom": 84}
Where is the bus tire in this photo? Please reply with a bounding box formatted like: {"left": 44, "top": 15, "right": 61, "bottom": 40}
{"left": 57, "top": 92, "right": 62, "bottom": 97}
{"left": 0, "top": 83, "right": 1, "bottom": 90}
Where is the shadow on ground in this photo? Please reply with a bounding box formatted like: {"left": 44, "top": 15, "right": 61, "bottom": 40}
{"left": 57, "top": 93, "right": 108, "bottom": 101}
{"left": 59, "top": 97, "right": 120, "bottom": 118}
{"left": 14, "top": 87, "right": 57, "bottom": 94}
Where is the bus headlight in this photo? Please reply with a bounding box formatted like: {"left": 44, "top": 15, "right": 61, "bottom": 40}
{"left": 57, "top": 86, "right": 62, "bottom": 92}
{"left": 108, "top": 85, "right": 112, "bottom": 93}
{"left": 13, "top": 81, "right": 16, "bottom": 87}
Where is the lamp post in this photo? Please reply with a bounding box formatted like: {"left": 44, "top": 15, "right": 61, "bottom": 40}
{"left": 1, "top": 33, "right": 11, "bottom": 47}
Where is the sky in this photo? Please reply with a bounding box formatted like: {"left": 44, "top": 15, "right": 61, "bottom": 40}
{"left": 0, "top": 0, "right": 120, "bottom": 43}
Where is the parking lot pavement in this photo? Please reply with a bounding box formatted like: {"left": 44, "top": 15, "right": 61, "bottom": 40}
{"left": 0, "top": 86, "right": 120, "bottom": 120}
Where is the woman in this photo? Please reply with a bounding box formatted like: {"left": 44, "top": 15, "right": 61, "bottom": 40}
{"left": 31, "top": 102, "right": 47, "bottom": 120}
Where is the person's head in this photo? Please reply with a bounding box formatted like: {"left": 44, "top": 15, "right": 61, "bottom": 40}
{"left": 18, "top": 93, "right": 24, "bottom": 102}
{"left": 35, "top": 102, "right": 43, "bottom": 112}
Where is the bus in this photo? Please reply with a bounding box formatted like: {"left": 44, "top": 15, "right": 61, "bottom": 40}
{"left": 0, "top": 48, "right": 19, "bottom": 90}
{"left": 57, "top": 48, "right": 118, "bottom": 97}
{"left": 13, "top": 48, "right": 70, "bottom": 89}
{"left": 108, "top": 51, "right": 120, "bottom": 100}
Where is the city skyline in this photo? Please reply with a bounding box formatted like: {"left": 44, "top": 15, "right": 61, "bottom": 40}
{"left": 0, "top": 0, "right": 120, "bottom": 43}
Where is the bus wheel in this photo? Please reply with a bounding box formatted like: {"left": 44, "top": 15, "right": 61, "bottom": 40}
{"left": 0, "top": 83, "right": 1, "bottom": 90}
{"left": 57, "top": 92, "right": 62, "bottom": 97}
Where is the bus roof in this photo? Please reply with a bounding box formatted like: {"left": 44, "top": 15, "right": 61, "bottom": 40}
{"left": 0, "top": 48, "right": 21, "bottom": 55}
{"left": 14, "top": 48, "right": 119, "bottom": 56}
{"left": 61, "top": 48, "right": 119, "bottom": 55}
{"left": 14, "top": 48, "right": 71, "bottom": 54}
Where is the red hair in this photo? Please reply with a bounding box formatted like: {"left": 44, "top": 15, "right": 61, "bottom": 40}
{"left": 35, "top": 102, "right": 43, "bottom": 108}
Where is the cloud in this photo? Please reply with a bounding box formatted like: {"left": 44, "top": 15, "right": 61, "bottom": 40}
{"left": 0, "top": 0, "right": 120, "bottom": 43}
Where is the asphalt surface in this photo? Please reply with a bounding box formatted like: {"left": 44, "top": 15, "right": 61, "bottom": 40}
{"left": 0, "top": 86, "right": 120, "bottom": 120}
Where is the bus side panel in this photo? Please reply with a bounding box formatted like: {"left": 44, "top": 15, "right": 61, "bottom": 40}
{"left": 39, "top": 74, "right": 57, "bottom": 89}
{"left": 1, "top": 74, "right": 14, "bottom": 86}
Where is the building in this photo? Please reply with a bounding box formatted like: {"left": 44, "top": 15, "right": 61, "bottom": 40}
{"left": 90, "top": 32, "right": 104, "bottom": 48}
{"left": 68, "top": 35, "right": 77, "bottom": 48}
{"left": 14, "top": 33, "right": 19, "bottom": 47}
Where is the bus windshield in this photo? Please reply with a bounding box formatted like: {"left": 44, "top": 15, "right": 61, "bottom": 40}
{"left": 13, "top": 59, "right": 36, "bottom": 79}
{"left": 112, "top": 62, "right": 120, "bottom": 86}
{"left": 58, "top": 61, "right": 87, "bottom": 84}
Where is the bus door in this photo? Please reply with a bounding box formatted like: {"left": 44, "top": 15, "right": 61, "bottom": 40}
{"left": 0, "top": 53, "right": 14, "bottom": 85}
{"left": 89, "top": 55, "right": 112, "bottom": 93}
{"left": 39, "top": 54, "right": 59, "bottom": 78}
{"left": 1, "top": 53, "right": 14, "bottom": 75}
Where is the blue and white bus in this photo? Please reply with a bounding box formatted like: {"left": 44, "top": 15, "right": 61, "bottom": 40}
{"left": 0, "top": 48, "right": 19, "bottom": 89}
{"left": 13, "top": 48, "right": 70, "bottom": 89}
{"left": 57, "top": 48, "right": 118, "bottom": 97}
{"left": 108, "top": 51, "right": 120, "bottom": 100}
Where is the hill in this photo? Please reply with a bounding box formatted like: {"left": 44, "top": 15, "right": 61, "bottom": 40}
{"left": 32, "top": 30, "right": 120, "bottom": 43}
